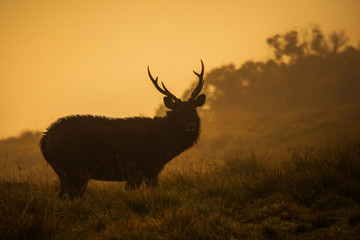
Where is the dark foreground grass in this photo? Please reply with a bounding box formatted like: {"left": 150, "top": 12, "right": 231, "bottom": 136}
{"left": 1, "top": 140, "right": 360, "bottom": 240}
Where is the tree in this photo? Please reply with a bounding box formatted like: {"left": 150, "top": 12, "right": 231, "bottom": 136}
{"left": 267, "top": 30, "right": 306, "bottom": 63}
{"left": 329, "top": 30, "right": 349, "bottom": 53}
{"left": 156, "top": 26, "right": 360, "bottom": 118}
{"left": 310, "top": 27, "right": 329, "bottom": 56}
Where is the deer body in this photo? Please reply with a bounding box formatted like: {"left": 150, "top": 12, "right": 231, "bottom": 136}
{"left": 40, "top": 61, "right": 206, "bottom": 198}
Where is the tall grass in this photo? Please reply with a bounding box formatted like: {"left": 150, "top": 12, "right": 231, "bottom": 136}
{"left": 1, "top": 139, "right": 360, "bottom": 239}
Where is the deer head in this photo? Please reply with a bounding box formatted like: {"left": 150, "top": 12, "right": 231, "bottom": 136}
{"left": 148, "top": 60, "right": 206, "bottom": 132}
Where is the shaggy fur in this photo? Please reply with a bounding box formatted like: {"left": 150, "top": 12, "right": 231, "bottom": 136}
{"left": 40, "top": 106, "right": 203, "bottom": 198}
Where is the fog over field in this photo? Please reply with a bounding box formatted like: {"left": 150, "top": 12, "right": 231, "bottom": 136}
{"left": 1, "top": 26, "right": 360, "bottom": 178}
{"left": 1, "top": 5, "right": 360, "bottom": 237}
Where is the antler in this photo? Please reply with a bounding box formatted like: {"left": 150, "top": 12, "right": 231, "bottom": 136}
{"left": 148, "top": 66, "right": 179, "bottom": 101}
{"left": 190, "top": 60, "right": 205, "bottom": 99}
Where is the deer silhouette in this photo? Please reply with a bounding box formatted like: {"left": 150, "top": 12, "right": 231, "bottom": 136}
{"left": 40, "top": 60, "right": 206, "bottom": 198}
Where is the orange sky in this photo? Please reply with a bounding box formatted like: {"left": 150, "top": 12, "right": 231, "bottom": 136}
{"left": 1, "top": 0, "right": 360, "bottom": 138}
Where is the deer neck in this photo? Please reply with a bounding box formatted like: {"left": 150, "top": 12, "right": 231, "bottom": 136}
{"left": 163, "top": 112, "right": 201, "bottom": 146}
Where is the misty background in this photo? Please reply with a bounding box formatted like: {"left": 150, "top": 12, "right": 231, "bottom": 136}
{"left": 1, "top": 1, "right": 360, "bottom": 138}
{"left": 1, "top": 26, "right": 360, "bottom": 178}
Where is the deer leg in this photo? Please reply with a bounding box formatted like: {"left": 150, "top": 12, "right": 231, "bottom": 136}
{"left": 125, "top": 177, "right": 143, "bottom": 190}
{"left": 58, "top": 172, "right": 90, "bottom": 199}
{"left": 144, "top": 175, "right": 159, "bottom": 188}
{"left": 50, "top": 166, "right": 68, "bottom": 198}
{"left": 59, "top": 178, "right": 66, "bottom": 198}
{"left": 67, "top": 176, "right": 89, "bottom": 199}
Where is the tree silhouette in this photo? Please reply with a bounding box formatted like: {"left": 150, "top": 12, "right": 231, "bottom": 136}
{"left": 329, "top": 30, "right": 349, "bottom": 53}
{"left": 165, "top": 26, "right": 360, "bottom": 124}
{"left": 154, "top": 26, "right": 360, "bottom": 130}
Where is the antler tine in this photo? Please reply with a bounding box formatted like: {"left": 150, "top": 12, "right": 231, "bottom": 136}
{"left": 161, "top": 82, "right": 178, "bottom": 101}
{"left": 190, "top": 60, "right": 205, "bottom": 99}
{"left": 148, "top": 66, "right": 179, "bottom": 101}
{"left": 148, "top": 66, "right": 166, "bottom": 95}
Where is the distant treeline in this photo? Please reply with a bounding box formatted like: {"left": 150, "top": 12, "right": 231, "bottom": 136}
{"left": 166, "top": 27, "right": 360, "bottom": 119}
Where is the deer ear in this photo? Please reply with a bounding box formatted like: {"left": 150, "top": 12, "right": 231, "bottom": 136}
{"left": 194, "top": 94, "right": 206, "bottom": 107}
{"left": 163, "top": 97, "right": 175, "bottom": 109}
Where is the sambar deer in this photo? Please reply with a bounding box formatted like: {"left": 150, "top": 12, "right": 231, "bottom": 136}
{"left": 40, "top": 60, "right": 206, "bottom": 198}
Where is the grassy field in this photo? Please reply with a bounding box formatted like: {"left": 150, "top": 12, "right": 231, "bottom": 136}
{"left": 1, "top": 106, "right": 360, "bottom": 239}
{"left": 1, "top": 139, "right": 360, "bottom": 239}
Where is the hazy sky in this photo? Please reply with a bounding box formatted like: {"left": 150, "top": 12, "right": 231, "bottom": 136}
{"left": 1, "top": 0, "right": 360, "bottom": 138}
